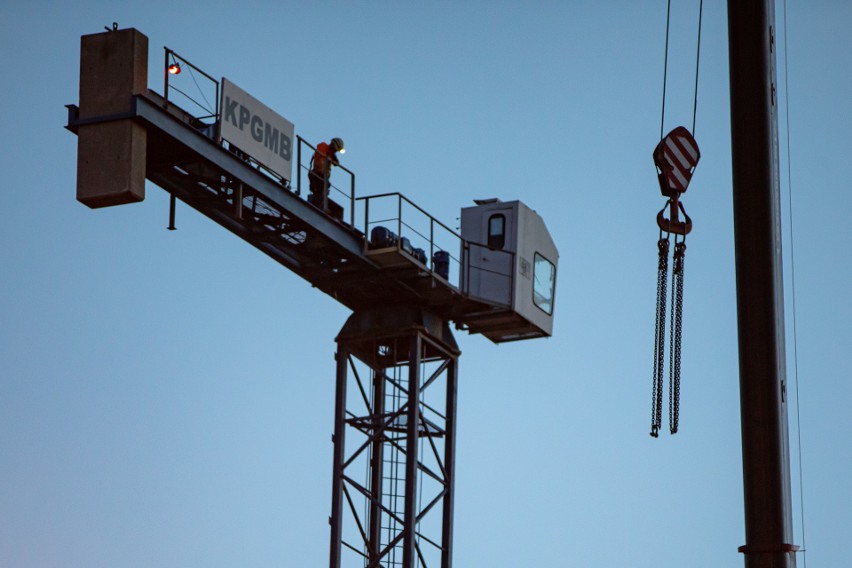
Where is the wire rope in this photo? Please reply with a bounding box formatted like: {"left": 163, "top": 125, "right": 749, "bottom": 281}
{"left": 660, "top": 0, "right": 673, "bottom": 140}
{"left": 782, "top": 0, "right": 807, "bottom": 564}
{"left": 691, "top": 0, "right": 704, "bottom": 135}
{"left": 660, "top": 0, "right": 704, "bottom": 138}
{"left": 168, "top": 84, "right": 212, "bottom": 116}
{"left": 186, "top": 62, "right": 214, "bottom": 115}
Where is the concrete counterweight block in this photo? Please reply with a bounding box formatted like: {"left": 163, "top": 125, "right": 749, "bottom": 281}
{"left": 76, "top": 27, "right": 148, "bottom": 208}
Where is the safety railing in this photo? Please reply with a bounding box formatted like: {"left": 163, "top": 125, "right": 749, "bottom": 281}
{"left": 357, "top": 193, "right": 512, "bottom": 299}
{"left": 163, "top": 47, "right": 220, "bottom": 138}
{"left": 296, "top": 136, "right": 356, "bottom": 226}
{"left": 162, "top": 49, "right": 362, "bottom": 218}
{"left": 158, "top": 48, "right": 513, "bottom": 310}
{"left": 162, "top": 50, "right": 284, "bottom": 184}
{"left": 359, "top": 192, "right": 461, "bottom": 283}
{"left": 357, "top": 193, "right": 516, "bottom": 305}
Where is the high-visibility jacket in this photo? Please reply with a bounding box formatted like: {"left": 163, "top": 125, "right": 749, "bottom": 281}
{"left": 311, "top": 142, "right": 338, "bottom": 178}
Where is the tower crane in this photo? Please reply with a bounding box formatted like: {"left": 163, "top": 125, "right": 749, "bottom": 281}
{"left": 66, "top": 26, "right": 558, "bottom": 568}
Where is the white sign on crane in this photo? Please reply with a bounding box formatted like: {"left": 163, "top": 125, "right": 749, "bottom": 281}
{"left": 220, "top": 78, "right": 295, "bottom": 182}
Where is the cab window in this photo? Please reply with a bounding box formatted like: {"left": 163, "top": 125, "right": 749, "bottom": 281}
{"left": 487, "top": 214, "right": 505, "bottom": 249}
{"left": 533, "top": 253, "right": 555, "bottom": 315}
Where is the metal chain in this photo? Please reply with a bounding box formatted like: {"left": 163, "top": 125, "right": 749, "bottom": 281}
{"left": 669, "top": 240, "right": 686, "bottom": 434}
{"left": 651, "top": 236, "right": 670, "bottom": 437}
{"left": 668, "top": 240, "right": 676, "bottom": 434}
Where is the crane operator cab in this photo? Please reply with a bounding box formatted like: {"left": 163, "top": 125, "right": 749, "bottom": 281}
{"left": 460, "top": 198, "right": 558, "bottom": 342}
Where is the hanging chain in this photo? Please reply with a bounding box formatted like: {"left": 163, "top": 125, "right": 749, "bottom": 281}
{"left": 651, "top": 235, "right": 670, "bottom": 437}
{"left": 669, "top": 240, "right": 686, "bottom": 434}
{"left": 651, "top": 231, "right": 687, "bottom": 437}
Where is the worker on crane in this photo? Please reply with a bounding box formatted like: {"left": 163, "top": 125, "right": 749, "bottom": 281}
{"left": 308, "top": 137, "right": 345, "bottom": 212}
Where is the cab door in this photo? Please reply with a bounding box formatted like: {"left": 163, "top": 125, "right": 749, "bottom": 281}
{"left": 469, "top": 208, "right": 514, "bottom": 307}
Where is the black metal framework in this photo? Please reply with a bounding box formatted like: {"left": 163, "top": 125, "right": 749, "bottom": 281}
{"left": 157, "top": 49, "right": 521, "bottom": 323}
{"left": 69, "top": 29, "right": 540, "bottom": 339}
{"left": 330, "top": 308, "right": 459, "bottom": 568}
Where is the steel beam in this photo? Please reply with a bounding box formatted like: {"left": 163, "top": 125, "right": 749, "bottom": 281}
{"left": 329, "top": 345, "right": 349, "bottom": 568}
{"left": 402, "top": 333, "right": 422, "bottom": 567}
{"left": 727, "top": 1, "right": 797, "bottom": 566}
{"left": 368, "top": 368, "right": 386, "bottom": 564}
{"left": 441, "top": 356, "right": 457, "bottom": 568}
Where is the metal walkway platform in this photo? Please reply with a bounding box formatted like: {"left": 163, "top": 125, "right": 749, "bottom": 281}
{"left": 66, "top": 89, "right": 539, "bottom": 341}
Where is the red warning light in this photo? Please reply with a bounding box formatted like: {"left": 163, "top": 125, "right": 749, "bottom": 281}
{"left": 167, "top": 63, "right": 181, "bottom": 75}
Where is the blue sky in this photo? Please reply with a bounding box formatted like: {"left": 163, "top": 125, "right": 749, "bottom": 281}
{"left": 2, "top": 1, "right": 851, "bottom": 566}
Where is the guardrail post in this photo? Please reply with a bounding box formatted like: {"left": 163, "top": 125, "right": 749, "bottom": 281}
{"left": 397, "top": 195, "right": 403, "bottom": 253}
{"left": 163, "top": 48, "right": 169, "bottom": 108}
{"left": 430, "top": 219, "right": 435, "bottom": 272}
{"left": 364, "top": 196, "right": 370, "bottom": 249}
{"left": 297, "top": 136, "right": 302, "bottom": 197}
{"left": 350, "top": 173, "right": 355, "bottom": 227}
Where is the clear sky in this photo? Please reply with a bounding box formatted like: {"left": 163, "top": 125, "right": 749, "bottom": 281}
{"left": 2, "top": 1, "right": 851, "bottom": 567}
